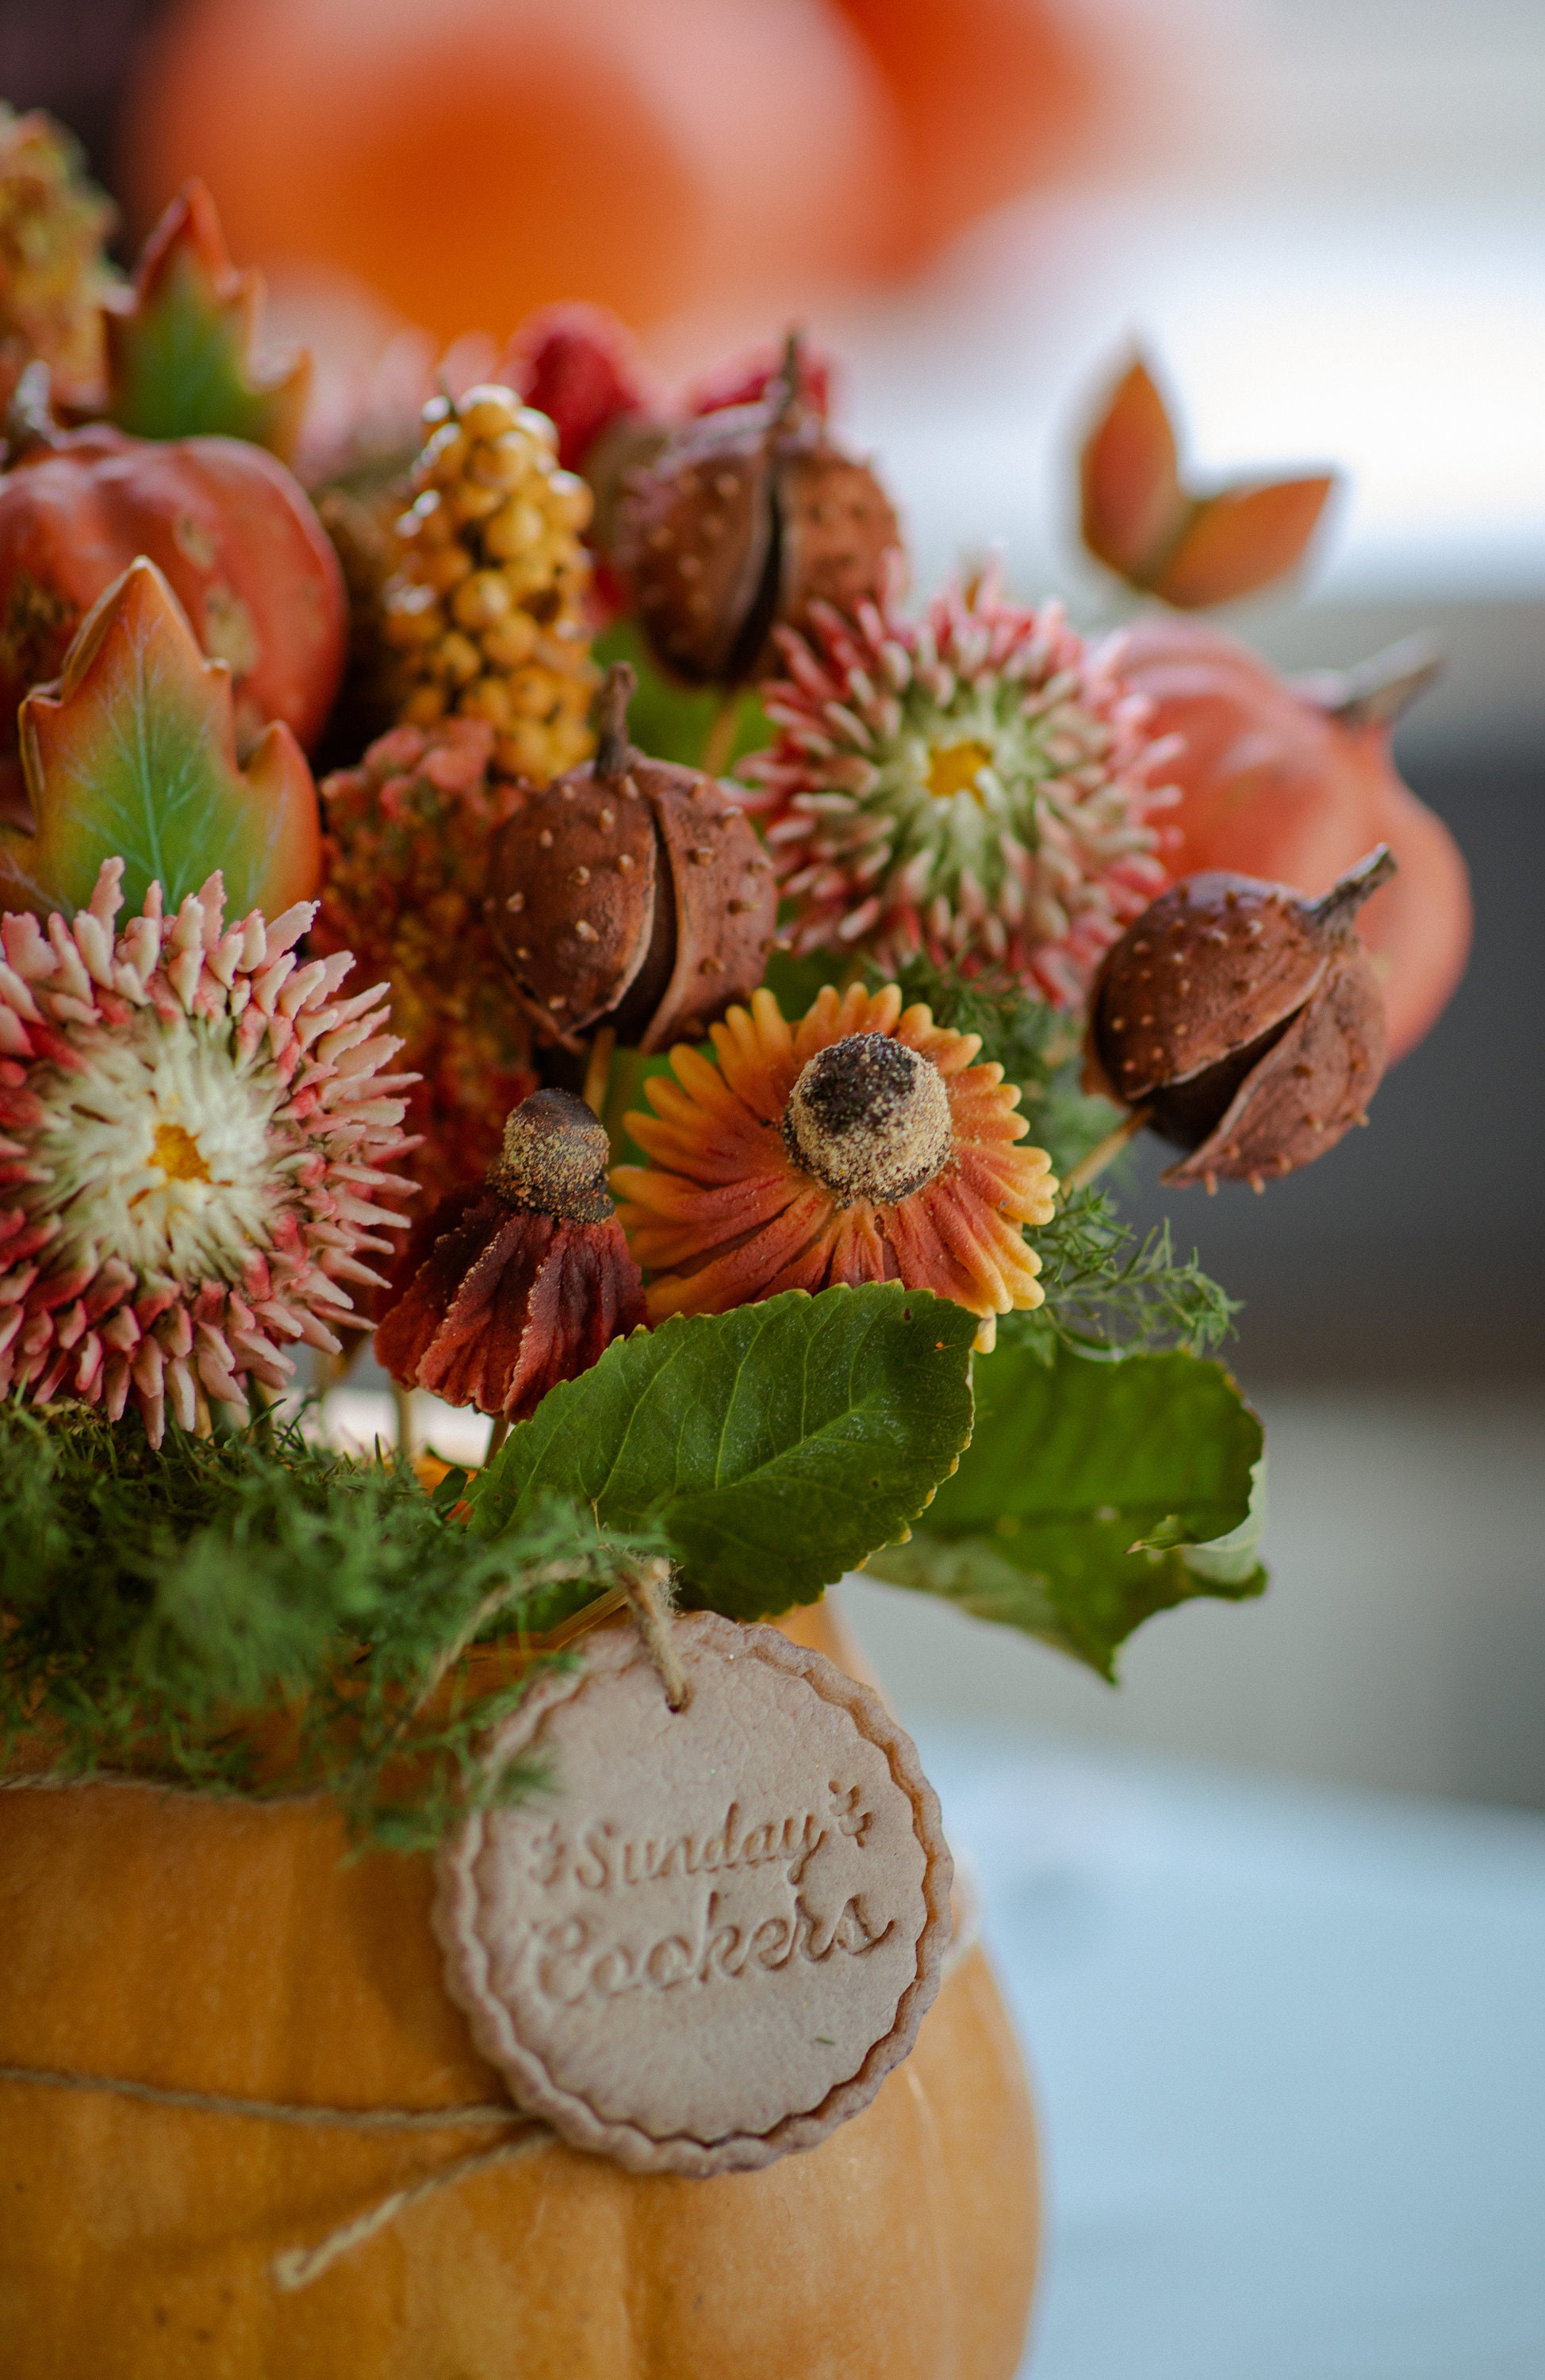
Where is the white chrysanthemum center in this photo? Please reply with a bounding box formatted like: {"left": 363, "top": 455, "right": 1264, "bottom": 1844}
{"left": 33, "top": 1008, "right": 288, "bottom": 1281}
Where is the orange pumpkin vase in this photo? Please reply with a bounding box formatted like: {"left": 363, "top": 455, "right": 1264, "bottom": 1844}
{"left": 0, "top": 1598, "right": 1039, "bottom": 2380}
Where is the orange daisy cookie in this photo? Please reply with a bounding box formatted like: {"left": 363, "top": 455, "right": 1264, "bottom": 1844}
{"left": 612, "top": 981, "right": 1057, "bottom": 1347}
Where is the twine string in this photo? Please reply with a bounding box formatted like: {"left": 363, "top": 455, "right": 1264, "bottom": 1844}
{"left": 271, "top": 2128, "right": 552, "bottom": 2294}
{"left": 0, "top": 2063, "right": 520, "bottom": 2132}
{"left": 0, "top": 1878, "right": 980, "bottom": 2291}
{"left": 624, "top": 1556, "right": 691, "bottom": 1712}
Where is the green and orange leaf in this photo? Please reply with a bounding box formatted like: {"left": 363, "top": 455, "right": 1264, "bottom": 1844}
{"left": 104, "top": 180, "right": 310, "bottom": 459}
{"left": 2, "top": 556, "right": 321, "bottom": 922}
{"left": 1079, "top": 349, "right": 1338, "bottom": 608}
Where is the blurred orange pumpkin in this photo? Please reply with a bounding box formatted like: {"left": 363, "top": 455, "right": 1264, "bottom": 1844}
{"left": 1112, "top": 617, "right": 1472, "bottom": 1064}
{"left": 832, "top": 0, "right": 1104, "bottom": 260}
{"left": 121, "top": 0, "right": 903, "bottom": 344}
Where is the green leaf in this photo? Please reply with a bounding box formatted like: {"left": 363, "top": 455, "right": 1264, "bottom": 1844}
{"left": 865, "top": 1342, "right": 1265, "bottom": 1679}
{"left": 3, "top": 556, "right": 321, "bottom": 922}
{"left": 593, "top": 616, "right": 771, "bottom": 770}
{"left": 467, "top": 1284, "right": 980, "bottom": 1621}
{"left": 104, "top": 180, "right": 309, "bottom": 458}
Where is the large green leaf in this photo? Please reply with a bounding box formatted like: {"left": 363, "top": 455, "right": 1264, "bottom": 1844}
{"left": 468, "top": 1284, "right": 979, "bottom": 1621}
{"left": 3, "top": 557, "right": 320, "bottom": 923}
{"left": 866, "top": 1342, "right": 1265, "bottom": 1679}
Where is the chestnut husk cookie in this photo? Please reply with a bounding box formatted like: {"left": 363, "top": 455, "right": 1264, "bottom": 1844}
{"left": 1085, "top": 847, "right": 1395, "bottom": 1189}
{"left": 485, "top": 662, "right": 776, "bottom": 1053}
{"left": 612, "top": 334, "right": 900, "bottom": 687}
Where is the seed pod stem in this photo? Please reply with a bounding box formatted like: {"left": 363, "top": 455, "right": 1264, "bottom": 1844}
{"left": 581, "top": 1024, "right": 616, "bottom": 1120}
{"left": 772, "top": 328, "right": 805, "bottom": 429}
{"left": 593, "top": 660, "right": 636, "bottom": 779}
{"left": 1306, "top": 842, "right": 1397, "bottom": 932}
{"left": 700, "top": 690, "right": 741, "bottom": 777}
{"left": 1063, "top": 1104, "right": 1152, "bottom": 1194}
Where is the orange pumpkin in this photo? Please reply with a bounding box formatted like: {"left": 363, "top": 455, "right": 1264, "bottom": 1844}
{"left": 1113, "top": 616, "right": 1472, "bottom": 1062}
{"left": 0, "top": 421, "right": 346, "bottom": 815}
{"left": 0, "top": 1599, "right": 1038, "bottom": 2377}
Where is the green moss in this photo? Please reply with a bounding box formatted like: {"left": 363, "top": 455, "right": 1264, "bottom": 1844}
{"left": 0, "top": 1402, "right": 661, "bottom": 1848}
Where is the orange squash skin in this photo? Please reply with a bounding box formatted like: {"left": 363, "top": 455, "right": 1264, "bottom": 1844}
{"left": 0, "top": 1607, "right": 1038, "bottom": 2378}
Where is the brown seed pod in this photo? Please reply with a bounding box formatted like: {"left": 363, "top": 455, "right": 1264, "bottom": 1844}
{"left": 1085, "top": 847, "right": 1396, "bottom": 1189}
{"left": 485, "top": 662, "right": 778, "bottom": 1052}
{"left": 612, "top": 335, "right": 902, "bottom": 687}
{"left": 374, "top": 1088, "right": 646, "bottom": 1423}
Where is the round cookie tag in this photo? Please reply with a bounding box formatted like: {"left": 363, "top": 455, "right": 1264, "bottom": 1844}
{"left": 433, "top": 1610, "right": 953, "bottom": 2176}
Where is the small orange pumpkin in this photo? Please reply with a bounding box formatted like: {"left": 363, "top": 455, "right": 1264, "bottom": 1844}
{"left": 0, "top": 1599, "right": 1038, "bottom": 2377}
{"left": 1113, "top": 616, "right": 1472, "bottom": 1062}
{"left": 0, "top": 419, "right": 346, "bottom": 816}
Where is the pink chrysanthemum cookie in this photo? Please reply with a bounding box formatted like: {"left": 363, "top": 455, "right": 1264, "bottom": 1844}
{"left": 0, "top": 858, "right": 415, "bottom": 1441}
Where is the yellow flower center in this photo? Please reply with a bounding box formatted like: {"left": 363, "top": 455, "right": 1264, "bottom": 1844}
{"left": 926, "top": 739, "right": 993, "bottom": 804}
{"left": 151, "top": 1121, "right": 211, "bottom": 1184}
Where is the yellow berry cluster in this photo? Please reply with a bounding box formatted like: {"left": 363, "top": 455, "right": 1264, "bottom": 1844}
{"left": 380, "top": 383, "right": 597, "bottom": 785}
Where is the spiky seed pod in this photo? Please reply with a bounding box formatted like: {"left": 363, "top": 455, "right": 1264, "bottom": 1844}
{"left": 738, "top": 570, "right": 1175, "bottom": 1003}
{"left": 0, "top": 858, "right": 416, "bottom": 1444}
{"left": 0, "top": 106, "right": 120, "bottom": 415}
{"left": 375, "top": 1088, "right": 645, "bottom": 1422}
{"left": 378, "top": 382, "right": 598, "bottom": 786}
{"left": 612, "top": 336, "right": 901, "bottom": 687}
{"left": 485, "top": 664, "right": 777, "bottom": 1054}
{"left": 312, "top": 716, "right": 537, "bottom": 1211}
{"left": 1085, "top": 848, "right": 1396, "bottom": 1190}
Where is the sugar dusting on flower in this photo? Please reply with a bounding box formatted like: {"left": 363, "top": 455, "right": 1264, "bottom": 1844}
{"left": 0, "top": 858, "right": 416, "bottom": 1443}
{"left": 738, "top": 568, "right": 1178, "bottom": 1003}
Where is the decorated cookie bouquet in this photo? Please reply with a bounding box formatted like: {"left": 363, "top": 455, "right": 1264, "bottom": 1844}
{"left": 0, "top": 135, "right": 1470, "bottom": 2379}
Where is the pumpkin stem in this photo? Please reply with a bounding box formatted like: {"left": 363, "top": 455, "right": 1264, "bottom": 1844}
{"left": 1302, "top": 635, "right": 1442, "bottom": 731}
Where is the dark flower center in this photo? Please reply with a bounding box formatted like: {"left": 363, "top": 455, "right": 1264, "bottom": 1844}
{"left": 489, "top": 1088, "right": 615, "bottom": 1223}
{"left": 783, "top": 1033, "right": 953, "bottom": 1207}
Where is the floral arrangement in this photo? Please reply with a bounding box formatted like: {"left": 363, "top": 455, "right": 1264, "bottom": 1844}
{"left": 0, "top": 110, "right": 1480, "bottom": 2372}
{"left": 0, "top": 145, "right": 1474, "bottom": 1832}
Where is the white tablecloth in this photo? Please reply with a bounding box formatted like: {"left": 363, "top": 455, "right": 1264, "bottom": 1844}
{"left": 915, "top": 1727, "right": 1545, "bottom": 2380}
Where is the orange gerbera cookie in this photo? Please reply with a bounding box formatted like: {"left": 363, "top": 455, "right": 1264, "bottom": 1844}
{"left": 612, "top": 981, "right": 1056, "bottom": 1348}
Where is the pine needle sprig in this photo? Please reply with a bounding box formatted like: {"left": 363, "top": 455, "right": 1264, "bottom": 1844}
{"left": 0, "top": 1402, "right": 663, "bottom": 1849}
{"left": 1009, "top": 1185, "right": 1239, "bottom": 1364}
